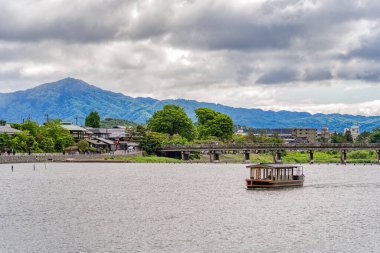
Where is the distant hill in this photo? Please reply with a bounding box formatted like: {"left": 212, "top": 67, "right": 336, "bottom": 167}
{"left": 100, "top": 118, "right": 138, "bottom": 128}
{"left": 0, "top": 77, "right": 379, "bottom": 132}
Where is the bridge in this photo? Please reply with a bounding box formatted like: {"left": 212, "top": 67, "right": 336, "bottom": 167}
{"left": 160, "top": 143, "right": 380, "bottom": 163}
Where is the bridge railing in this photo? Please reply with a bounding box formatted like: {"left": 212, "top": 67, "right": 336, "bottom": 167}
{"left": 160, "top": 143, "right": 380, "bottom": 150}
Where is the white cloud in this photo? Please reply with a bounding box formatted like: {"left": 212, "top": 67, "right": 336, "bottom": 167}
{"left": 0, "top": 0, "right": 380, "bottom": 116}
{"left": 259, "top": 100, "right": 380, "bottom": 116}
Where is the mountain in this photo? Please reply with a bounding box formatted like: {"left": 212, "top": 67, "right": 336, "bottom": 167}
{"left": 0, "top": 77, "right": 379, "bottom": 132}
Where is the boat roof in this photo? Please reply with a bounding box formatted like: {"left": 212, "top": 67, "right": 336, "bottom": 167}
{"left": 246, "top": 163, "right": 301, "bottom": 169}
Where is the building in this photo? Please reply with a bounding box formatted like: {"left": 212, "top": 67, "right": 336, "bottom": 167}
{"left": 86, "top": 126, "right": 126, "bottom": 140}
{"left": 251, "top": 128, "right": 295, "bottom": 143}
{"left": 320, "top": 127, "right": 330, "bottom": 138}
{"left": 292, "top": 128, "right": 318, "bottom": 143}
{"left": 60, "top": 122, "right": 89, "bottom": 141}
{"left": 86, "top": 126, "right": 129, "bottom": 152}
{"left": 0, "top": 124, "right": 21, "bottom": 135}
{"left": 88, "top": 137, "right": 117, "bottom": 152}
{"left": 235, "top": 129, "right": 247, "bottom": 136}
{"left": 344, "top": 125, "right": 360, "bottom": 140}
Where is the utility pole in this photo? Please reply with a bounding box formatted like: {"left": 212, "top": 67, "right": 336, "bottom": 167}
{"left": 45, "top": 113, "right": 49, "bottom": 123}
{"left": 75, "top": 116, "right": 79, "bottom": 125}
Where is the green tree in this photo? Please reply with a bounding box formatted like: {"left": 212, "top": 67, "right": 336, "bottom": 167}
{"left": 78, "top": 140, "right": 90, "bottom": 152}
{"left": 317, "top": 136, "right": 329, "bottom": 143}
{"left": 11, "top": 135, "right": 27, "bottom": 152}
{"left": 331, "top": 132, "right": 344, "bottom": 143}
{"left": 85, "top": 111, "right": 101, "bottom": 128}
{"left": 369, "top": 128, "right": 380, "bottom": 143}
{"left": 0, "top": 133, "right": 11, "bottom": 151}
{"left": 139, "top": 131, "right": 168, "bottom": 155}
{"left": 195, "top": 108, "right": 234, "bottom": 140}
{"left": 26, "top": 136, "right": 38, "bottom": 153}
{"left": 16, "top": 119, "right": 40, "bottom": 137}
{"left": 232, "top": 134, "right": 246, "bottom": 144}
{"left": 343, "top": 130, "right": 353, "bottom": 143}
{"left": 55, "top": 136, "right": 74, "bottom": 152}
{"left": 6, "top": 120, "right": 74, "bottom": 153}
{"left": 195, "top": 108, "right": 219, "bottom": 125}
{"left": 147, "top": 105, "right": 195, "bottom": 141}
{"left": 40, "top": 137, "right": 55, "bottom": 152}
{"left": 357, "top": 131, "right": 370, "bottom": 143}
{"left": 10, "top": 131, "right": 38, "bottom": 152}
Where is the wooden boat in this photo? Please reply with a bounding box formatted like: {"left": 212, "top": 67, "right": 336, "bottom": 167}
{"left": 246, "top": 163, "right": 304, "bottom": 189}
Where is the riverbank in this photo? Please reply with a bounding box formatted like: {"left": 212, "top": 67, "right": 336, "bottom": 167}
{"left": 0, "top": 152, "right": 143, "bottom": 164}
{"left": 1, "top": 150, "right": 379, "bottom": 164}
{"left": 196, "top": 150, "right": 380, "bottom": 164}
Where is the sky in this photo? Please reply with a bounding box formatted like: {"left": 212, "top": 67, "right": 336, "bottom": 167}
{"left": 1, "top": 0, "right": 380, "bottom": 116}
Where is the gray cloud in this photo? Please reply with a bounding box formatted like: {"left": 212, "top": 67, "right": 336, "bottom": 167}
{"left": 0, "top": 0, "right": 133, "bottom": 43}
{"left": 1, "top": 0, "right": 380, "bottom": 114}
{"left": 257, "top": 69, "right": 298, "bottom": 84}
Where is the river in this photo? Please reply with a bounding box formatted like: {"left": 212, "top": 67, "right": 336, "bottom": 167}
{"left": 1, "top": 163, "right": 380, "bottom": 252}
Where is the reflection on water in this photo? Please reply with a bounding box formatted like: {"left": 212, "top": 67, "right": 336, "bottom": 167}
{"left": 1, "top": 163, "right": 380, "bottom": 252}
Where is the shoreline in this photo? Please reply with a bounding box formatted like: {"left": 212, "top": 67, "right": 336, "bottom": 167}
{"left": 2, "top": 150, "right": 379, "bottom": 165}
{"left": 1, "top": 151, "right": 379, "bottom": 165}
{"left": 1, "top": 159, "right": 380, "bottom": 165}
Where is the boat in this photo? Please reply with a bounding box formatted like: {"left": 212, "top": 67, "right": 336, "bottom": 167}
{"left": 246, "top": 163, "right": 304, "bottom": 189}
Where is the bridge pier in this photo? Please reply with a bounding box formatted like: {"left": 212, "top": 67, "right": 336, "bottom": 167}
{"left": 244, "top": 151, "right": 250, "bottom": 163}
{"left": 213, "top": 151, "right": 221, "bottom": 163}
{"left": 274, "top": 150, "right": 282, "bottom": 163}
{"left": 181, "top": 151, "right": 190, "bottom": 161}
{"left": 341, "top": 150, "right": 347, "bottom": 164}
{"left": 161, "top": 144, "right": 379, "bottom": 164}
{"left": 308, "top": 150, "right": 314, "bottom": 164}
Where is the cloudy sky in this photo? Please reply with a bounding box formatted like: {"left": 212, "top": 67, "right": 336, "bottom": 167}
{"left": 1, "top": 0, "right": 380, "bottom": 115}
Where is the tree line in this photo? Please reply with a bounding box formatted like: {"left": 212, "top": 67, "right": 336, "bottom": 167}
{"left": 3, "top": 105, "right": 380, "bottom": 154}
{"left": 329, "top": 129, "right": 380, "bottom": 143}
{"left": 138, "top": 105, "right": 235, "bottom": 154}
{"left": 0, "top": 111, "right": 102, "bottom": 153}
{"left": 0, "top": 120, "right": 74, "bottom": 153}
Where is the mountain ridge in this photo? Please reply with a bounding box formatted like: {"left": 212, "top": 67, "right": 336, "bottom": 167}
{"left": 0, "top": 77, "right": 379, "bottom": 132}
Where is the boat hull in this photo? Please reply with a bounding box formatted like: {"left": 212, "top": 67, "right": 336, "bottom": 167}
{"left": 246, "top": 179, "right": 304, "bottom": 189}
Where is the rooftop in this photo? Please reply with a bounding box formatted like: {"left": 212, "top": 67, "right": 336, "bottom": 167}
{"left": 60, "top": 122, "right": 88, "bottom": 132}
{"left": 246, "top": 163, "right": 301, "bottom": 169}
{"left": 0, "top": 124, "right": 21, "bottom": 134}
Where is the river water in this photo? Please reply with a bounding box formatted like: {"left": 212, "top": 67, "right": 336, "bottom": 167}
{"left": 1, "top": 163, "right": 380, "bottom": 252}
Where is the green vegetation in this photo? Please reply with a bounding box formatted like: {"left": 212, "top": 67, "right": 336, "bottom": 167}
{"left": 232, "top": 133, "right": 283, "bottom": 144}
{"left": 140, "top": 131, "right": 169, "bottom": 155}
{"left": 0, "top": 120, "right": 6, "bottom": 126}
{"left": 140, "top": 106, "right": 237, "bottom": 155}
{"left": 356, "top": 131, "right": 370, "bottom": 143}
{"left": 0, "top": 120, "right": 74, "bottom": 153}
{"left": 281, "top": 150, "right": 377, "bottom": 163}
{"left": 101, "top": 118, "right": 137, "bottom": 128}
{"left": 193, "top": 150, "right": 378, "bottom": 164}
{"left": 369, "top": 127, "right": 380, "bottom": 143}
{"left": 343, "top": 130, "right": 353, "bottom": 143}
{"left": 77, "top": 140, "right": 90, "bottom": 152}
{"left": 147, "top": 105, "right": 196, "bottom": 141}
{"left": 2, "top": 102, "right": 380, "bottom": 164}
{"left": 85, "top": 111, "right": 101, "bottom": 128}
{"left": 195, "top": 108, "right": 234, "bottom": 140}
{"left": 140, "top": 105, "right": 284, "bottom": 156}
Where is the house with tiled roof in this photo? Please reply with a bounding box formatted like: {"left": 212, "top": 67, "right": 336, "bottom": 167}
{"left": 0, "top": 124, "right": 21, "bottom": 135}
{"left": 60, "top": 122, "right": 89, "bottom": 141}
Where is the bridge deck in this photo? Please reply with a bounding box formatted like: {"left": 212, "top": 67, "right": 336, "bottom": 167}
{"left": 160, "top": 143, "right": 380, "bottom": 152}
